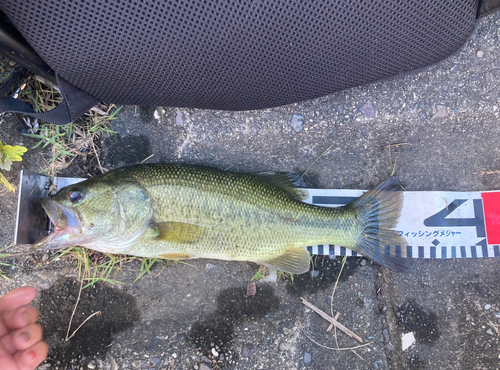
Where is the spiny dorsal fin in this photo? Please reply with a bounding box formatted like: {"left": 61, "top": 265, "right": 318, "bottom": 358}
{"left": 151, "top": 222, "right": 203, "bottom": 243}
{"left": 253, "top": 172, "right": 308, "bottom": 201}
{"left": 256, "top": 247, "right": 311, "bottom": 274}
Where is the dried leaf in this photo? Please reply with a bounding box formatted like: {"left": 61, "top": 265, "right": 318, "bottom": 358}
{"left": 245, "top": 281, "right": 256, "bottom": 297}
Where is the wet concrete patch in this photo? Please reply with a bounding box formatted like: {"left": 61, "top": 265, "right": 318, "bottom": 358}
{"left": 189, "top": 284, "right": 279, "bottom": 367}
{"left": 38, "top": 277, "right": 139, "bottom": 369}
{"left": 104, "top": 134, "right": 153, "bottom": 167}
{"left": 396, "top": 299, "right": 440, "bottom": 344}
{"left": 287, "top": 255, "right": 364, "bottom": 296}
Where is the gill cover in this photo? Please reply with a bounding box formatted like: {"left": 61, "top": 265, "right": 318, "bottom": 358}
{"left": 34, "top": 176, "right": 153, "bottom": 253}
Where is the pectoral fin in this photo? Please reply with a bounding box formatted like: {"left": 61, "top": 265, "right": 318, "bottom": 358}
{"left": 257, "top": 247, "right": 311, "bottom": 274}
{"left": 150, "top": 222, "right": 203, "bottom": 244}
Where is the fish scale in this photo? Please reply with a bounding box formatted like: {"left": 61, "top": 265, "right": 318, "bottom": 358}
{"left": 34, "top": 164, "right": 411, "bottom": 273}
{"left": 123, "top": 164, "right": 359, "bottom": 261}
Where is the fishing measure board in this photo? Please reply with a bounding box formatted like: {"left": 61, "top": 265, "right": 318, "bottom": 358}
{"left": 305, "top": 189, "right": 500, "bottom": 259}
{"left": 15, "top": 170, "right": 500, "bottom": 260}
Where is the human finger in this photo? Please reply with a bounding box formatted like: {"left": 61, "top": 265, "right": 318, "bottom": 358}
{"left": 0, "top": 323, "right": 43, "bottom": 356}
{"left": 0, "top": 287, "right": 38, "bottom": 313}
{"left": 0, "top": 306, "right": 39, "bottom": 338}
{"left": 13, "top": 340, "right": 49, "bottom": 370}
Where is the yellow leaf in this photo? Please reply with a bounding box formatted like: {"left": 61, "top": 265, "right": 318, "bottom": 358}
{"left": 0, "top": 156, "right": 12, "bottom": 171}
{"left": 0, "top": 172, "right": 15, "bottom": 192}
{"left": 1, "top": 144, "right": 27, "bottom": 162}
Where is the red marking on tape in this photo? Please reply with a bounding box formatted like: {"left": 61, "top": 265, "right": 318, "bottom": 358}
{"left": 481, "top": 192, "right": 500, "bottom": 244}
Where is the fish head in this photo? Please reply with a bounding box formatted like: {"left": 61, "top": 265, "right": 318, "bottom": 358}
{"left": 34, "top": 177, "right": 153, "bottom": 252}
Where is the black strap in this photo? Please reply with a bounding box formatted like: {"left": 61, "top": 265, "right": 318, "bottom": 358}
{"left": 0, "top": 74, "right": 98, "bottom": 125}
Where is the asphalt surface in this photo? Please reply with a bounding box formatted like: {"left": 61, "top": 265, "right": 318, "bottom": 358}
{"left": 0, "top": 10, "right": 500, "bottom": 370}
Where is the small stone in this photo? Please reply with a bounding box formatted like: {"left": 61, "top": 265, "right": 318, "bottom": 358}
{"left": 176, "top": 111, "right": 184, "bottom": 126}
{"left": 172, "top": 353, "right": 177, "bottom": 358}
{"left": 87, "top": 362, "right": 96, "bottom": 369}
{"left": 279, "top": 342, "right": 293, "bottom": 352}
{"left": 362, "top": 128, "right": 369, "bottom": 139}
{"left": 477, "top": 50, "right": 484, "bottom": 58}
{"left": 401, "top": 332, "right": 416, "bottom": 351}
{"left": 206, "top": 263, "right": 216, "bottom": 270}
{"left": 290, "top": 114, "right": 304, "bottom": 132}
{"left": 310, "top": 269, "right": 320, "bottom": 279}
{"left": 433, "top": 105, "right": 448, "bottom": 119}
{"left": 176, "top": 333, "right": 187, "bottom": 343}
{"left": 200, "top": 356, "right": 211, "bottom": 363}
{"left": 152, "top": 358, "right": 161, "bottom": 365}
{"left": 199, "top": 364, "right": 212, "bottom": 370}
{"left": 241, "top": 343, "right": 254, "bottom": 357}
{"left": 360, "top": 259, "right": 367, "bottom": 266}
{"left": 485, "top": 304, "right": 491, "bottom": 310}
{"left": 363, "top": 297, "right": 373, "bottom": 310}
{"left": 146, "top": 338, "right": 163, "bottom": 353}
{"left": 360, "top": 101, "right": 376, "bottom": 119}
{"left": 304, "top": 352, "right": 312, "bottom": 365}
{"left": 245, "top": 282, "right": 256, "bottom": 297}
{"left": 211, "top": 348, "right": 219, "bottom": 357}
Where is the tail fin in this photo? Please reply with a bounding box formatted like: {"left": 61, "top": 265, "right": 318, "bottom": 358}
{"left": 350, "top": 177, "right": 412, "bottom": 272}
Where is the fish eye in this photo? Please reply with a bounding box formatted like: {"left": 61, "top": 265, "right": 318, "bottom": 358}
{"left": 68, "top": 190, "right": 84, "bottom": 203}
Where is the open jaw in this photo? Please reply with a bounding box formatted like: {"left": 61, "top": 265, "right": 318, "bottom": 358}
{"left": 33, "top": 198, "right": 87, "bottom": 250}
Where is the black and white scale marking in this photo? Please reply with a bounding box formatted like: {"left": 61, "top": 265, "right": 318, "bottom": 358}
{"left": 304, "top": 188, "right": 500, "bottom": 259}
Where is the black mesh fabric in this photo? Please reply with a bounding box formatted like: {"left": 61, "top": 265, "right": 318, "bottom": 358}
{"left": 0, "top": 0, "right": 479, "bottom": 110}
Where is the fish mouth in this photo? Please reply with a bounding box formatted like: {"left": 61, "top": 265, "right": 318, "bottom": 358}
{"left": 33, "top": 198, "right": 86, "bottom": 250}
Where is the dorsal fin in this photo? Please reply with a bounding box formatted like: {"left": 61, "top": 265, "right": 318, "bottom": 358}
{"left": 253, "top": 172, "right": 308, "bottom": 201}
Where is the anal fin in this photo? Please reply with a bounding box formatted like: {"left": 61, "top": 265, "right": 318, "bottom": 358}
{"left": 256, "top": 248, "right": 311, "bottom": 274}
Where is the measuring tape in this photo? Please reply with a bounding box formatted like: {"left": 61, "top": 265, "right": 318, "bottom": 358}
{"left": 305, "top": 189, "right": 500, "bottom": 259}
{"left": 16, "top": 170, "right": 500, "bottom": 260}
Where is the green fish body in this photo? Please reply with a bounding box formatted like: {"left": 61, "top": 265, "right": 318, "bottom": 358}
{"left": 34, "top": 164, "right": 410, "bottom": 273}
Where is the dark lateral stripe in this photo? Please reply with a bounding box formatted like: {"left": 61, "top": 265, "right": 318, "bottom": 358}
{"left": 407, "top": 246, "right": 413, "bottom": 259}
{"left": 470, "top": 246, "right": 477, "bottom": 258}
{"left": 441, "top": 247, "right": 447, "bottom": 259}
{"left": 430, "top": 247, "right": 436, "bottom": 259}
{"left": 494, "top": 245, "right": 500, "bottom": 257}
{"left": 418, "top": 246, "right": 424, "bottom": 258}
{"left": 312, "top": 196, "right": 357, "bottom": 205}
{"left": 318, "top": 245, "right": 324, "bottom": 255}
{"left": 340, "top": 247, "right": 346, "bottom": 256}
{"left": 452, "top": 246, "right": 457, "bottom": 258}
{"left": 307, "top": 246, "right": 313, "bottom": 254}
{"left": 461, "top": 246, "right": 467, "bottom": 258}
{"left": 351, "top": 251, "right": 357, "bottom": 257}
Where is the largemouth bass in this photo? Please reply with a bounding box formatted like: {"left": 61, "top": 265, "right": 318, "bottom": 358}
{"left": 34, "top": 164, "right": 411, "bottom": 273}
